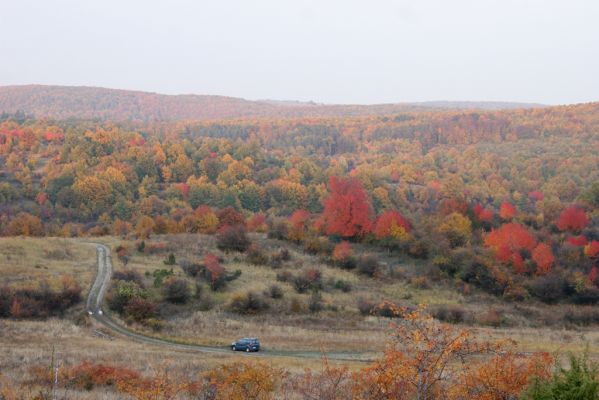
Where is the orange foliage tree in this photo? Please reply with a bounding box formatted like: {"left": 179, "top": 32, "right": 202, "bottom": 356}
{"left": 203, "top": 361, "right": 284, "bottom": 400}
{"left": 532, "top": 243, "right": 554, "bottom": 275}
{"left": 499, "top": 201, "right": 516, "bottom": 221}
{"left": 353, "top": 306, "right": 497, "bottom": 400}
{"left": 449, "top": 352, "right": 552, "bottom": 400}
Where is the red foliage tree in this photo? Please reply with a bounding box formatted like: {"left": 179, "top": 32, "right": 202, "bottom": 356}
{"left": 288, "top": 209, "right": 311, "bottom": 241}
{"left": 321, "top": 176, "right": 373, "bottom": 238}
{"left": 589, "top": 266, "right": 598, "bottom": 285}
{"left": 485, "top": 223, "right": 536, "bottom": 267}
{"left": 217, "top": 206, "right": 245, "bottom": 228}
{"left": 585, "top": 240, "right": 599, "bottom": 259}
{"left": 567, "top": 235, "right": 588, "bottom": 246}
{"left": 246, "top": 213, "right": 267, "bottom": 232}
{"left": 473, "top": 203, "right": 493, "bottom": 223}
{"left": 556, "top": 205, "right": 589, "bottom": 232}
{"left": 204, "top": 253, "right": 224, "bottom": 285}
{"left": 499, "top": 201, "right": 516, "bottom": 220}
{"left": 528, "top": 191, "right": 544, "bottom": 202}
{"left": 532, "top": 243, "right": 554, "bottom": 275}
{"left": 332, "top": 241, "right": 353, "bottom": 262}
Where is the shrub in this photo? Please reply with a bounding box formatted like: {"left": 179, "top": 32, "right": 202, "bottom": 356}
{"left": 163, "top": 253, "right": 176, "bottom": 265}
{"left": 563, "top": 306, "right": 599, "bottom": 326}
{"left": 521, "top": 353, "right": 599, "bottom": 400}
{"left": 152, "top": 268, "right": 174, "bottom": 288}
{"left": 357, "top": 298, "right": 375, "bottom": 315}
{"left": 246, "top": 244, "right": 268, "bottom": 265}
{"left": 268, "top": 285, "right": 284, "bottom": 299}
{"left": 162, "top": 278, "right": 190, "bottom": 304}
{"left": 228, "top": 292, "right": 269, "bottom": 314}
{"left": 303, "top": 236, "right": 333, "bottom": 255}
{"left": 433, "top": 305, "right": 467, "bottom": 324}
{"left": 217, "top": 225, "right": 251, "bottom": 252}
{"left": 410, "top": 276, "right": 430, "bottom": 289}
{"left": 572, "top": 287, "right": 599, "bottom": 305}
{"left": 269, "top": 247, "right": 291, "bottom": 268}
{"left": 308, "top": 292, "right": 323, "bottom": 313}
{"left": 179, "top": 259, "right": 201, "bottom": 277}
{"left": 107, "top": 280, "right": 145, "bottom": 313}
{"left": 276, "top": 270, "right": 293, "bottom": 283}
{"left": 477, "top": 308, "right": 504, "bottom": 327}
{"left": 112, "top": 270, "right": 144, "bottom": 287}
{"left": 267, "top": 218, "right": 289, "bottom": 240}
{"left": 292, "top": 269, "right": 322, "bottom": 293}
{"left": 357, "top": 255, "right": 380, "bottom": 277}
{"left": 528, "top": 274, "right": 566, "bottom": 303}
{"left": 124, "top": 298, "right": 157, "bottom": 322}
{"left": 334, "top": 280, "right": 352, "bottom": 292}
{"left": 1, "top": 277, "right": 82, "bottom": 319}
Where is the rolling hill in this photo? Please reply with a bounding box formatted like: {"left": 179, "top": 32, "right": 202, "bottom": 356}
{"left": 0, "top": 84, "right": 545, "bottom": 122}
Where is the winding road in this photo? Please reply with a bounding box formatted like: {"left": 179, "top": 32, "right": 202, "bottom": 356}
{"left": 86, "top": 243, "right": 374, "bottom": 362}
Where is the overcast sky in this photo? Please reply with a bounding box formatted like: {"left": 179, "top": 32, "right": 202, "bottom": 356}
{"left": 1, "top": 0, "right": 598, "bottom": 104}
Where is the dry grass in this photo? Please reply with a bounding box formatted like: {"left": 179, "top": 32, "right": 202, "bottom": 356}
{"left": 0, "top": 237, "right": 95, "bottom": 291}
{"left": 2, "top": 233, "right": 599, "bottom": 396}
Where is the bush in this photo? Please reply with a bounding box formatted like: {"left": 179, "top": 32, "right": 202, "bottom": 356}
{"left": 163, "top": 252, "right": 176, "bottom": 265}
{"left": 357, "top": 255, "right": 380, "bottom": 277}
{"left": 433, "top": 305, "right": 467, "bottom": 323}
{"left": 292, "top": 269, "right": 322, "bottom": 293}
{"left": 268, "top": 285, "right": 284, "bottom": 299}
{"left": 1, "top": 278, "right": 82, "bottom": 319}
{"left": 267, "top": 218, "right": 289, "bottom": 240}
{"left": 357, "top": 298, "right": 375, "bottom": 315}
{"left": 179, "top": 259, "right": 201, "bottom": 277}
{"left": 124, "top": 298, "right": 157, "bottom": 322}
{"left": 303, "top": 236, "right": 333, "bottom": 255}
{"left": 162, "top": 278, "right": 190, "bottom": 304}
{"left": 410, "top": 276, "right": 430, "bottom": 289}
{"left": 476, "top": 308, "right": 504, "bottom": 327}
{"left": 334, "top": 280, "right": 352, "bottom": 292}
{"left": 521, "top": 353, "right": 599, "bottom": 400}
{"left": 228, "top": 292, "right": 269, "bottom": 314}
{"left": 112, "top": 270, "right": 144, "bottom": 287}
{"left": 572, "top": 287, "right": 599, "bottom": 305}
{"left": 563, "top": 306, "right": 599, "bottom": 326}
{"left": 217, "top": 225, "right": 251, "bottom": 252}
{"left": 308, "top": 292, "right": 323, "bottom": 313}
{"left": 528, "top": 274, "right": 567, "bottom": 303}
{"left": 107, "top": 280, "right": 145, "bottom": 313}
{"left": 152, "top": 268, "right": 174, "bottom": 288}
{"left": 269, "top": 247, "right": 291, "bottom": 268}
{"left": 276, "top": 270, "right": 293, "bottom": 283}
{"left": 246, "top": 244, "right": 268, "bottom": 265}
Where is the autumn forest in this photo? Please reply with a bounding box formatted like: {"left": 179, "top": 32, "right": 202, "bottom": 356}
{"left": 1, "top": 86, "right": 599, "bottom": 399}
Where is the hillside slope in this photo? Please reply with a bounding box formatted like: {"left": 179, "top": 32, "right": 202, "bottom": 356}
{"left": 0, "top": 85, "right": 544, "bottom": 121}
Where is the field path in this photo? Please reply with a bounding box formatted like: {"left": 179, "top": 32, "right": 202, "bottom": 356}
{"left": 87, "top": 243, "right": 374, "bottom": 362}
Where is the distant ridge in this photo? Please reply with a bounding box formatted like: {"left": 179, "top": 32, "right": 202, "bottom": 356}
{"left": 0, "top": 84, "right": 546, "bottom": 122}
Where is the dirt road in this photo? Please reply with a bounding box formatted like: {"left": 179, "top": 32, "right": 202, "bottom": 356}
{"left": 86, "top": 243, "right": 374, "bottom": 362}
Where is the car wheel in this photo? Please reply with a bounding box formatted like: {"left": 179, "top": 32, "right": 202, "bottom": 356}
{"left": 231, "top": 346, "right": 236, "bottom": 351}
{"left": 246, "top": 347, "right": 250, "bottom": 353}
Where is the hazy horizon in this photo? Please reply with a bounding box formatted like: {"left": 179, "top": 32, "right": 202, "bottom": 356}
{"left": 1, "top": 0, "right": 598, "bottom": 105}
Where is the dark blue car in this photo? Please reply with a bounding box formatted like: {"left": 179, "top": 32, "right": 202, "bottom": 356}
{"left": 231, "top": 337, "right": 261, "bottom": 352}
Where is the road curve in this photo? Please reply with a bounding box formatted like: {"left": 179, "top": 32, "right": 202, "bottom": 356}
{"left": 86, "top": 243, "right": 374, "bottom": 362}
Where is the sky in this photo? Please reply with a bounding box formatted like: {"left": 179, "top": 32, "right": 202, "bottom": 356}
{"left": 1, "top": 0, "right": 598, "bottom": 105}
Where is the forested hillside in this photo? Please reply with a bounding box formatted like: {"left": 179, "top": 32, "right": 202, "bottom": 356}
{"left": 0, "top": 85, "right": 543, "bottom": 122}
{"left": 0, "top": 102, "right": 598, "bottom": 306}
